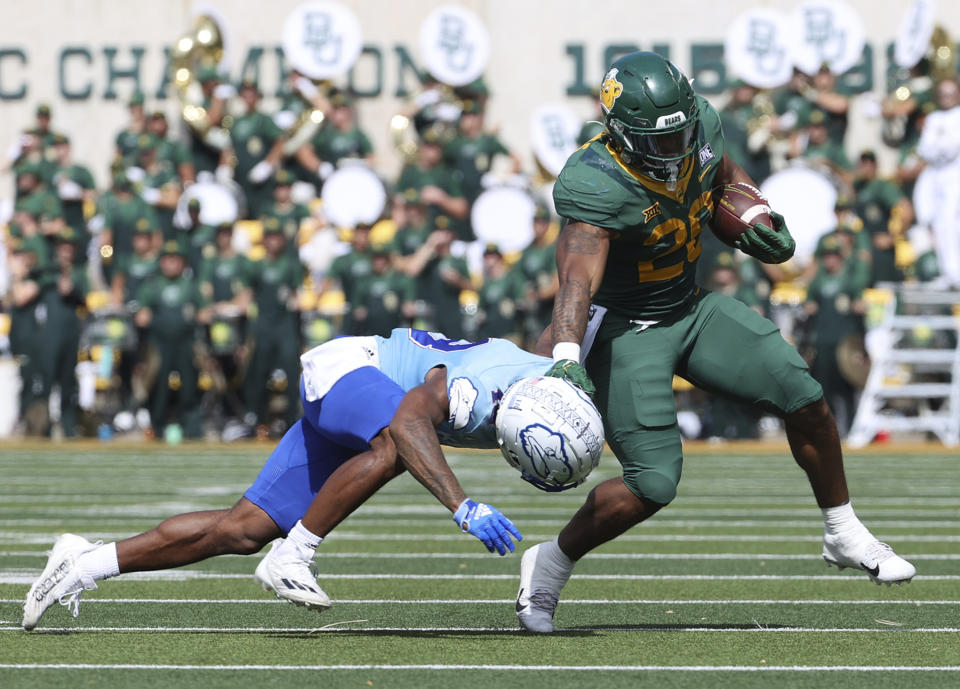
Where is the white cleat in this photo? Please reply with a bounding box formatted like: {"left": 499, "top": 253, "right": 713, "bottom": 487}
{"left": 516, "top": 543, "right": 572, "bottom": 633}
{"left": 822, "top": 533, "right": 916, "bottom": 585}
{"left": 22, "top": 533, "right": 99, "bottom": 630}
{"left": 254, "top": 540, "right": 331, "bottom": 611}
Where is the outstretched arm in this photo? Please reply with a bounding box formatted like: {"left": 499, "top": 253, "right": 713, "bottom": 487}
{"left": 389, "top": 367, "right": 464, "bottom": 512}
{"left": 389, "top": 366, "right": 522, "bottom": 555}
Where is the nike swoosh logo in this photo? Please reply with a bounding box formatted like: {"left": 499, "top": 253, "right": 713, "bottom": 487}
{"left": 861, "top": 562, "right": 881, "bottom": 577}
{"left": 516, "top": 588, "right": 527, "bottom": 613}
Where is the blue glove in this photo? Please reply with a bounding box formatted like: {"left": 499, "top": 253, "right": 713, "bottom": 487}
{"left": 453, "top": 498, "right": 523, "bottom": 555}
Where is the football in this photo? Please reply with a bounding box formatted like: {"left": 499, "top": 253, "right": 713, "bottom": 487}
{"left": 711, "top": 182, "right": 773, "bottom": 247}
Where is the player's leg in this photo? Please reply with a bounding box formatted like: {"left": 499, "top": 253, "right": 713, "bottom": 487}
{"left": 682, "top": 292, "right": 914, "bottom": 584}
{"left": 253, "top": 366, "right": 408, "bottom": 608}
{"left": 518, "top": 315, "right": 682, "bottom": 632}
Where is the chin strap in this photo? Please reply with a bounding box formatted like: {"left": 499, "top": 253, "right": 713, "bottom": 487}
{"left": 665, "top": 163, "right": 679, "bottom": 191}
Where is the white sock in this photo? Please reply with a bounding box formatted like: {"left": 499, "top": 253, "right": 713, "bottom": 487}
{"left": 280, "top": 520, "right": 323, "bottom": 560}
{"left": 77, "top": 543, "right": 120, "bottom": 582}
{"left": 822, "top": 502, "right": 871, "bottom": 540}
{"left": 540, "top": 539, "right": 575, "bottom": 576}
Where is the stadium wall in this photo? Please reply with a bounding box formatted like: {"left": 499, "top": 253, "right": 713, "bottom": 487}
{"left": 1, "top": 0, "right": 959, "bottom": 198}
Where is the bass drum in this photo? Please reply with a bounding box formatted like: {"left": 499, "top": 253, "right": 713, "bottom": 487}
{"left": 320, "top": 164, "right": 387, "bottom": 229}
{"left": 174, "top": 175, "right": 244, "bottom": 229}
{"left": 471, "top": 186, "right": 536, "bottom": 254}
{"left": 760, "top": 165, "right": 838, "bottom": 266}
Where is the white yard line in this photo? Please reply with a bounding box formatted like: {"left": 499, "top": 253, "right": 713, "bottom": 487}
{"left": 1, "top": 597, "right": 957, "bottom": 605}
{"left": 0, "top": 572, "right": 956, "bottom": 584}
{"left": 1, "top": 626, "right": 958, "bottom": 633}
{"left": 0, "top": 663, "right": 958, "bottom": 672}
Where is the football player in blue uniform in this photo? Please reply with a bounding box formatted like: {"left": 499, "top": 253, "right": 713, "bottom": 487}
{"left": 23, "top": 330, "right": 603, "bottom": 629}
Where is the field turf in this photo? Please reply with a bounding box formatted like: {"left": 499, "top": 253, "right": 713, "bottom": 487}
{"left": 0, "top": 441, "right": 957, "bottom": 688}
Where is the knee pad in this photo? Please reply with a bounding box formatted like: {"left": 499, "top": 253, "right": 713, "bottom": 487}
{"left": 621, "top": 466, "right": 678, "bottom": 506}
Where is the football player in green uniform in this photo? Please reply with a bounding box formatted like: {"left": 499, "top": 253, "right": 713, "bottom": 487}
{"left": 515, "top": 52, "right": 915, "bottom": 633}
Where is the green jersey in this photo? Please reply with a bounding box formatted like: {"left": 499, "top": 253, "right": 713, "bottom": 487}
{"left": 444, "top": 132, "right": 508, "bottom": 202}
{"left": 353, "top": 269, "right": 415, "bottom": 336}
{"left": 310, "top": 124, "right": 373, "bottom": 167}
{"left": 478, "top": 270, "right": 525, "bottom": 339}
{"left": 136, "top": 273, "right": 201, "bottom": 343}
{"left": 231, "top": 111, "right": 283, "bottom": 180}
{"left": 328, "top": 249, "right": 373, "bottom": 302}
{"left": 249, "top": 254, "right": 302, "bottom": 326}
{"left": 115, "top": 252, "right": 158, "bottom": 306}
{"left": 52, "top": 163, "right": 96, "bottom": 236}
{"left": 199, "top": 253, "right": 252, "bottom": 304}
{"left": 553, "top": 96, "right": 725, "bottom": 320}
{"left": 101, "top": 193, "right": 159, "bottom": 262}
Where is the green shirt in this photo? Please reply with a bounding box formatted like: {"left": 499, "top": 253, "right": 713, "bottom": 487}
{"left": 310, "top": 124, "right": 373, "bottom": 167}
{"left": 136, "top": 273, "right": 201, "bottom": 342}
{"left": 260, "top": 201, "right": 309, "bottom": 257}
{"left": 553, "top": 95, "right": 725, "bottom": 320}
{"left": 444, "top": 132, "right": 508, "bottom": 202}
{"left": 231, "top": 111, "right": 283, "bottom": 180}
{"left": 805, "top": 266, "right": 862, "bottom": 346}
{"left": 478, "top": 270, "right": 525, "bottom": 339}
{"left": 101, "top": 193, "right": 159, "bottom": 262}
{"left": 249, "top": 254, "right": 302, "bottom": 326}
{"left": 115, "top": 253, "right": 158, "bottom": 307}
{"left": 417, "top": 254, "right": 470, "bottom": 339}
{"left": 396, "top": 162, "right": 468, "bottom": 239}
{"left": 353, "top": 269, "right": 415, "bottom": 336}
{"left": 52, "top": 163, "right": 96, "bottom": 235}
{"left": 328, "top": 249, "right": 373, "bottom": 302}
{"left": 199, "top": 253, "right": 252, "bottom": 304}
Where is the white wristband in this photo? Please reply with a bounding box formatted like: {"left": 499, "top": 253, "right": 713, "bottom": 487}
{"left": 552, "top": 342, "right": 581, "bottom": 364}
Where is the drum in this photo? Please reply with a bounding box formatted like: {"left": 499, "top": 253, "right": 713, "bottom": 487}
{"left": 320, "top": 165, "right": 387, "bottom": 229}
{"left": 760, "top": 165, "right": 838, "bottom": 265}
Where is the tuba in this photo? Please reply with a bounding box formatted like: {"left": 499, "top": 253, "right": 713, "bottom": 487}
{"left": 171, "top": 11, "right": 230, "bottom": 139}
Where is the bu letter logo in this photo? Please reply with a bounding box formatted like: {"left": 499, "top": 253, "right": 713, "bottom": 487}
{"left": 303, "top": 12, "right": 342, "bottom": 65}
{"left": 438, "top": 14, "right": 473, "bottom": 72}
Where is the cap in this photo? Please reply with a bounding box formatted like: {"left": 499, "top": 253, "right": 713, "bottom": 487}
{"left": 57, "top": 226, "right": 78, "bottom": 244}
{"left": 197, "top": 65, "right": 219, "bottom": 83}
{"left": 238, "top": 76, "right": 260, "bottom": 93}
{"left": 35, "top": 103, "right": 51, "bottom": 117}
{"left": 15, "top": 160, "right": 44, "bottom": 179}
{"left": 534, "top": 204, "right": 551, "bottom": 222}
{"left": 819, "top": 235, "right": 843, "bottom": 255}
{"left": 274, "top": 168, "right": 293, "bottom": 186}
{"left": 263, "top": 217, "right": 283, "bottom": 235}
{"left": 483, "top": 242, "right": 502, "bottom": 256}
{"left": 327, "top": 87, "right": 350, "bottom": 108}
{"left": 135, "top": 132, "right": 159, "bottom": 153}
{"left": 112, "top": 172, "right": 131, "bottom": 190}
{"left": 215, "top": 222, "right": 233, "bottom": 234}
{"left": 859, "top": 150, "right": 877, "bottom": 164}
{"left": 187, "top": 198, "right": 201, "bottom": 212}
{"left": 134, "top": 217, "right": 154, "bottom": 235}
{"left": 128, "top": 92, "right": 145, "bottom": 108}
{"left": 460, "top": 98, "right": 483, "bottom": 115}
{"left": 52, "top": 133, "right": 70, "bottom": 146}
{"left": 402, "top": 187, "right": 422, "bottom": 205}
{"left": 149, "top": 109, "right": 167, "bottom": 120}
{"left": 160, "top": 239, "right": 186, "bottom": 257}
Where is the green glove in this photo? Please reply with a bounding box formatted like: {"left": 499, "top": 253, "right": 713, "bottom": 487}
{"left": 545, "top": 359, "right": 596, "bottom": 397}
{"left": 735, "top": 210, "right": 796, "bottom": 264}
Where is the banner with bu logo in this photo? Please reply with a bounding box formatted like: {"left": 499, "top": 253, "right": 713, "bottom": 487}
{"left": 419, "top": 5, "right": 490, "bottom": 87}
{"left": 725, "top": 7, "right": 794, "bottom": 89}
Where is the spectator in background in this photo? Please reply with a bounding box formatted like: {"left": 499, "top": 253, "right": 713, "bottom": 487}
{"left": 6, "top": 238, "right": 49, "bottom": 434}
{"left": 323, "top": 223, "right": 373, "bottom": 327}
{"left": 771, "top": 69, "right": 813, "bottom": 139}
{"left": 813, "top": 196, "right": 873, "bottom": 295}
{"left": 146, "top": 110, "right": 195, "bottom": 186}
{"left": 98, "top": 172, "right": 160, "bottom": 283}
{"left": 11, "top": 104, "right": 64, "bottom": 180}
{"left": 400, "top": 218, "right": 471, "bottom": 339}
{"left": 185, "top": 66, "right": 231, "bottom": 175}
{"left": 852, "top": 151, "right": 913, "bottom": 284}
{"left": 719, "top": 80, "right": 772, "bottom": 184}
{"left": 808, "top": 66, "right": 850, "bottom": 146}
{"left": 35, "top": 227, "right": 88, "bottom": 437}
{"left": 395, "top": 129, "right": 469, "bottom": 240}
{"left": 114, "top": 93, "right": 148, "bottom": 169}
{"left": 444, "top": 98, "right": 521, "bottom": 206}
{"left": 915, "top": 77, "right": 960, "bottom": 287}
{"left": 260, "top": 169, "right": 309, "bottom": 259}
{"left": 295, "top": 87, "right": 375, "bottom": 187}
{"left": 135, "top": 134, "right": 182, "bottom": 242}
{"left": 791, "top": 111, "right": 851, "bottom": 180}
{"left": 197, "top": 223, "right": 253, "bottom": 428}
{"left": 134, "top": 239, "right": 204, "bottom": 439}
{"left": 515, "top": 204, "right": 558, "bottom": 347}
{"left": 228, "top": 79, "right": 285, "bottom": 219}
{"left": 349, "top": 243, "right": 416, "bottom": 337}
{"left": 476, "top": 243, "right": 524, "bottom": 342}
{"left": 50, "top": 135, "right": 97, "bottom": 263}
{"left": 803, "top": 235, "right": 865, "bottom": 436}
{"left": 244, "top": 224, "right": 303, "bottom": 434}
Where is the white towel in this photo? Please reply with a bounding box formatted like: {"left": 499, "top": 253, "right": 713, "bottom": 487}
{"left": 300, "top": 336, "right": 380, "bottom": 402}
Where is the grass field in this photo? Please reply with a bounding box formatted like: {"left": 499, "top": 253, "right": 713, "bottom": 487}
{"left": 0, "top": 441, "right": 958, "bottom": 688}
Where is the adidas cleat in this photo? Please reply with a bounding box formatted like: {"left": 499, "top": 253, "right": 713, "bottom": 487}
{"left": 822, "top": 534, "right": 916, "bottom": 585}
{"left": 516, "top": 542, "right": 572, "bottom": 633}
{"left": 23, "top": 533, "right": 99, "bottom": 630}
{"left": 254, "top": 540, "right": 331, "bottom": 611}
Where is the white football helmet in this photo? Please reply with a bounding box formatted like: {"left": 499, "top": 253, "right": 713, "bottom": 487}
{"left": 496, "top": 376, "right": 604, "bottom": 492}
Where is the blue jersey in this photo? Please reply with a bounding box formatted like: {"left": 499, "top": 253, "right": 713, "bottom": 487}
{"left": 376, "top": 329, "right": 551, "bottom": 448}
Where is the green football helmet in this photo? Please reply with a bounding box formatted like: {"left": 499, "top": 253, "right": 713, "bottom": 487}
{"left": 599, "top": 51, "right": 700, "bottom": 183}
